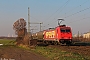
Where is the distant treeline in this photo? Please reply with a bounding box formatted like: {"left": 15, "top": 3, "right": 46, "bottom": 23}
{"left": 0, "top": 37, "right": 16, "bottom": 39}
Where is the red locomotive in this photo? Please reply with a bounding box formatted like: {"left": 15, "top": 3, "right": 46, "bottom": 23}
{"left": 32, "top": 19, "right": 72, "bottom": 45}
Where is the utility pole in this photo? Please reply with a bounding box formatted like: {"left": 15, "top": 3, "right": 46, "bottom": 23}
{"left": 28, "top": 7, "right": 31, "bottom": 46}
{"left": 28, "top": 7, "right": 30, "bottom": 34}
{"left": 78, "top": 31, "right": 79, "bottom": 41}
{"left": 40, "top": 23, "right": 42, "bottom": 31}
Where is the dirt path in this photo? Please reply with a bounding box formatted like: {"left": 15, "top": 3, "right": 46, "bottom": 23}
{"left": 0, "top": 45, "right": 49, "bottom": 60}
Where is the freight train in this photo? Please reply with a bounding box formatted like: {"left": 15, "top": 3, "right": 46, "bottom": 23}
{"left": 31, "top": 24, "right": 72, "bottom": 45}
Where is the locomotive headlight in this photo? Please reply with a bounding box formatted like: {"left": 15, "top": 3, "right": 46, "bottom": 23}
{"left": 68, "top": 37, "right": 71, "bottom": 39}
{"left": 69, "top": 37, "right": 72, "bottom": 39}
{"left": 69, "top": 40, "right": 72, "bottom": 42}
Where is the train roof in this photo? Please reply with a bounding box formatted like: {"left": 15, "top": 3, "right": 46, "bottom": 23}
{"left": 56, "top": 25, "right": 71, "bottom": 28}
{"left": 43, "top": 25, "right": 71, "bottom": 31}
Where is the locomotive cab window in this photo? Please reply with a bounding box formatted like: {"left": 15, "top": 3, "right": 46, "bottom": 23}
{"left": 60, "top": 29, "right": 65, "bottom": 32}
{"left": 60, "top": 29, "right": 71, "bottom": 32}
{"left": 66, "top": 29, "right": 71, "bottom": 32}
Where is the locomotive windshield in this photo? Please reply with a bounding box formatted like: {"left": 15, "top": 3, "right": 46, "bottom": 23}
{"left": 66, "top": 29, "right": 70, "bottom": 32}
{"left": 60, "top": 29, "right": 71, "bottom": 32}
{"left": 61, "top": 29, "right": 65, "bottom": 32}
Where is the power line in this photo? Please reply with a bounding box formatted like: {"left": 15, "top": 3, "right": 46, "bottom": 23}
{"left": 30, "top": 16, "right": 39, "bottom": 21}
{"left": 66, "top": 11, "right": 90, "bottom": 23}
{"left": 46, "top": 6, "right": 90, "bottom": 29}
{"left": 46, "top": 0, "right": 89, "bottom": 27}
{"left": 30, "top": 22, "right": 43, "bottom": 31}
{"left": 50, "top": 0, "right": 89, "bottom": 26}
{"left": 67, "top": 16, "right": 90, "bottom": 24}
{"left": 54, "top": 0, "right": 70, "bottom": 18}
{"left": 63, "top": 0, "right": 89, "bottom": 16}
{"left": 46, "top": 0, "right": 70, "bottom": 20}
{"left": 64, "top": 6, "right": 90, "bottom": 18}
{"left": 45, "top": 0, "right": 70, "bottom": 27}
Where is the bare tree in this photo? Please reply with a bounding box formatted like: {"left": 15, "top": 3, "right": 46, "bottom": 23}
{"left": 13, "top": 18, "right": 27, "bottom": 35}
{"left": 13, "top": 18, "right": 28, "bottom": 45}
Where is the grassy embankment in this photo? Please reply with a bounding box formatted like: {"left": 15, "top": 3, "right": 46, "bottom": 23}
{"left": 0, "top": 39, "right": 15, "bottom": 45}
{"left": 0, "top": 39, "right": 90, "bottom": 60}
{"left": 32, "top": 46, "right": 90, "bottom": 60}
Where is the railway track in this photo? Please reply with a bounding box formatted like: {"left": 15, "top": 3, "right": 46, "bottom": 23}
{"left": 31, "top": 39, "right": 90, "bottom": 57}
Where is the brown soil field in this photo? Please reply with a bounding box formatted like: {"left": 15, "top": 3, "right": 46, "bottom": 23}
{"left": 48, "top": 44, "right": 90, "bottom": 57}
{"left": 60, "top": 46, "right": 90, "bottom": 56}
{"left": 0, "top": 45, "right": 49, "bottom": 60}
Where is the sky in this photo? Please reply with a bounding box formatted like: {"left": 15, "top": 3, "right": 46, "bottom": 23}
{"left": 0, "top": 0, "right": 90, "bottom": 36}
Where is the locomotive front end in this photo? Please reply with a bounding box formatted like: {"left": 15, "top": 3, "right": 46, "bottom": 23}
{"left": 56, "top": 25, "right": 72, "bottom": 44}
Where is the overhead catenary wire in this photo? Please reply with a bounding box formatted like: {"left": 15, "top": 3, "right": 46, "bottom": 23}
{"left": 45, "top": 7, "right": 90, "bottom": 29}
{"left": 66, "top": 11, "right": 90, "bottom": 24}
{"left": 54, "top": 0, "right": 71, "bottom": 18}
{"left": 47, "top": 0, "right": 89, "bottom": 27}
{"left": 63, "top": 0, "right": 89, "bottom": 16}
{"left": 45, "top": 0, "right": 70, "bottom": 27}
{"left": 67, "top": 16, "right": 90, "bottom": 24}
{"left": 64, "top": 6, "right": 90, "bottom": 18}
{"left": 30, "top": 16, "right": 39, "bottom": 21}
{"left": 29, "top": 0, "right": 90, "bottom": 31}
{"left": 46, "top": 0, "right": 70, "bottom": 20}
